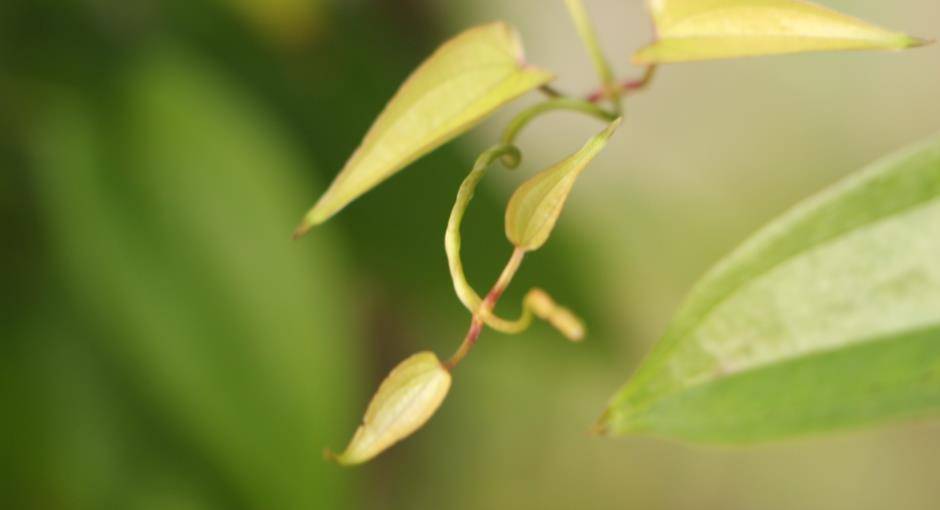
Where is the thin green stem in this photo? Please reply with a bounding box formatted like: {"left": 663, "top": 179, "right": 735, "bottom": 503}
{"left": 481, "top": 288, "right": 586, "bottom": 341}
{"left": 446, "top": 248, "right": 526, "bottom": 370}
{"left": 446, "top": 144, "right": 519, "bottom": 313}
{"left": 445, "top": 144, "right": 588, "bottom": 340}
{"left": 564, "top": 0, "right": 621, "bottom": 113}
{"left": 500, "top": 98, "right": 618, "bottom": 148}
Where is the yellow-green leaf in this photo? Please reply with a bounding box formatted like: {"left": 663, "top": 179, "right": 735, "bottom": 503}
{"left": 294, "top": 22, "right": 553, "bottom": 237}
{"left": 330, "top": 352, "right": 451, "bottom": 466}
{"left": 505, "top": 118, "right": 621, "bottom": 251}
{"left": 635, "top": 0, "right": 929, "bottom": 64}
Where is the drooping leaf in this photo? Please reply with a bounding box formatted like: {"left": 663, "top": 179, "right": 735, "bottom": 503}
{"left": 505, "top": 118, "right": 621, "bottom": 251}
{"left": 634, "top": 0, "right": 929, "bottom": 64}
{"left": 599, "top": 133, "right": 940, "bottom": 442}
{"left": 294, "top": 22, "right": 554, "bottom": 237}
{"left": 331, "top": 352, "right": 451, "bottom": 466}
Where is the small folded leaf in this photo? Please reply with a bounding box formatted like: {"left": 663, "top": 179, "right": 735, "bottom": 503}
{"left": 330, "top": 352, "right": 451, "bottom": 466}
{"left": 294, "top": 22, "right": 553, "bottom": 237}
{"left": 505, "top": 118, "right": 621, "bottom": 251}
{"left": 599, "top": 133, "right": 940, "bottom": 442}
{"left": 635, "top": 0, "right": 929, "bottom": 64}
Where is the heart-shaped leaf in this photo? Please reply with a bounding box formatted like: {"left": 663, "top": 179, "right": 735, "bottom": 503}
{"left": 505, "top": 118, "right": 621, "bottom": 252}
{"left": 331, "top": 352, "right": 451, "bottom": 466}
{"left": 635, "top": 0, "right": 928, "bottom": 64}
{"left": 599, "top": 133, "right": 940, "bottom": 442}
{"left": 295, "top": 21, "right": 553, "bottom": 237}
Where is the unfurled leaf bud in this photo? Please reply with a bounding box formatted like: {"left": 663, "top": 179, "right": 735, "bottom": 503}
{"left": 329, "top": 352, "right": 451, "bottom": 466}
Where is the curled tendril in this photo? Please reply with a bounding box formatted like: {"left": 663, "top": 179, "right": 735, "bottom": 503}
{"left": 444, "top": 143, "right": 585, "bottom": 340}
{"left": 445, "top": 144, "right": 519, "bottom": 314}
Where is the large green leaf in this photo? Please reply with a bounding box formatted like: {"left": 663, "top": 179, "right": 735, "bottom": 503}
{"left": 295, "top": 21, "right": 553, "bottom": 236}
{"left": 32, "top": 49, "right": 358, "bottom": 508}
{"left": 635, "top": 0, "right": 927, "bottom": 64}
{"left": 600, "top": 133, "right": 940, "bottom": 442}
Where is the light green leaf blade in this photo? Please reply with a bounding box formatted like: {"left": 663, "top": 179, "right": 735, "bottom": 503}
{"left": 635, "top": 0, "right": 929, "bottom": 64}
{"left": 295, "top": 21, "right": 553, "bottom": 237}
{"left": 505, "top": 118, "right": 621, "bottom": 251}
{"left": 600, "top": 133, "right": 940, "bottom": 442}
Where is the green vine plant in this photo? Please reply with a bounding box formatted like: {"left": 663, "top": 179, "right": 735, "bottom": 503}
{"left": 293, "top": 0, "right": 933, "bottom": 466}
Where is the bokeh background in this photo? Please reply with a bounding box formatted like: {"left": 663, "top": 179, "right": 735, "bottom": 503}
{"left": 3, "top": 0, "right": 940, "bottom": 508}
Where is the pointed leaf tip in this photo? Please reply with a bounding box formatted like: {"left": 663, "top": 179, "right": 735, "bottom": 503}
{"left": 332, "top": 351, "right": 451, "bottom": 466}
{"left": 590, "top": 417, "right": 610, "bottom": 436}
{"left": 297, "top": 21, "right": 553, "bottom": 228}
{"left": 292, "top": 222, "right": 310, "bottom": 241}
{"left": 292, "top": 211, "right": 321, "bottom": 240}
{"left": 636, "top": 0, "right": 927, "bottom": 64}
{"left": 505, "top": 118, "right": 621, "bottom": 251}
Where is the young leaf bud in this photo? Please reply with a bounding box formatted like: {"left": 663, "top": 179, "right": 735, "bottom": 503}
{"left": 527, "top": 288, "right": 586, "bottom": 341}
{"left": 505, "top": 118, "right": 621, "bottom": 251}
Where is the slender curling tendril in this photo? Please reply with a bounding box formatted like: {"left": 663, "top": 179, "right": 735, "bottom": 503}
{"left": 445, "top": 140, "right": 589, "bottom": 341}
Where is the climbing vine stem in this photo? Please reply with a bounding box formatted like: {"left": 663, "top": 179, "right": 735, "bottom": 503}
{"left": 446, "top": 144, "right": 521, "bottom": 314}
{"left": 564, "top": 0, "right": 621, "bottom": 113}
{"left": 501, "top": 98, "right": 618, "bottom": 148}
{"left": 446, "top": 146, "right": 587, "bottom": 337}
{"left": 446, "top": 248, "right": 526, "bottom": 370}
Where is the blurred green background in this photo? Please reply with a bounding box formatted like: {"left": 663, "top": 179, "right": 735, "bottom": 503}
{"left": 3, "top": 0, "right": 939, "bottom": 508}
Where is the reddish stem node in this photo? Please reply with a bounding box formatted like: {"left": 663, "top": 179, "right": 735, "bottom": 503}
{"left": 445, "top": 248, "right": 526, "bottom": 370}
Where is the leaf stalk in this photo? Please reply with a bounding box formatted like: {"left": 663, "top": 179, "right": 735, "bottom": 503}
{"left": 564, "top": 0, "right": 621, "bottom": 113}
{"left": 446, "top": 247, "right": 526, "bottom": 369}
{"left": 500, "top": 98, "right": 618, "bottom": 149}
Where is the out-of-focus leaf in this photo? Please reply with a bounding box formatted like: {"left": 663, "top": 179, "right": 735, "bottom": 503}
{"left": 22, "top": 318, "right": 220, "bottom": 510}
{"left": 505, "top": 119, "right": 621, "bottom": 252}
{"left": 32, "top": 48, "right": 358, "bottom": 508}
{"left": 634, "top": 0, "right": 928, "bottom": 64}
{"left": 599, "top": 134, "right": 940, "bottom": 442}
{"left": 220, "top": 0, "right": 325, "bottom": 46}
{"left": 295, "top": 21, "right": 554, "bottom": 236}
{"left": 331, "top": 352, "right": 451, "bottom": 466}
